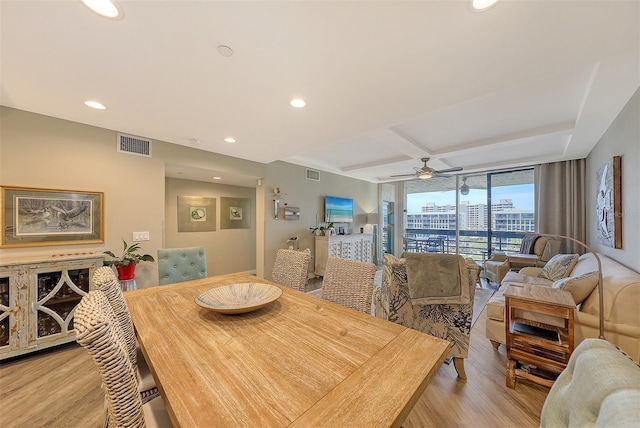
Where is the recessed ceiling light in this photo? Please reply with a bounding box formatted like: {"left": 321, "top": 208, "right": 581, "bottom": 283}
{"left": 217, "top": 45, "right": 234, "bottom": 57}
{"left": 81, "top": 0, "right": 124, "bottom": 20}
{"left": 290, "top": 98, "right": 306, "bottom": 108}
{"left": 212, "top": 176, "right": 222, "bottom": 180}
{"left": 224, "top": 137, "right": 236, "bottom": 143}
{"left": 190, "top": 138, "right": 202, "bottom": 145}
{"left": 469, "top": 0, "right": 499, "bottom": 12}
{"left": 84, "top": 100, "right": 106, "bottom": 110}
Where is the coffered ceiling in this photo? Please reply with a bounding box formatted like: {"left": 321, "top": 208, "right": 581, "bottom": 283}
{"left": 1, "top": 1, "right": 638, "bottom": 185}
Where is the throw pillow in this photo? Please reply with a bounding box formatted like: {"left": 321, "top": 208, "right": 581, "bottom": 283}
{"left": 539, "top": 254, "right": 579, "bottom": 281}
{"left": 551, "top": 271, "right": 599, "bottom": 304}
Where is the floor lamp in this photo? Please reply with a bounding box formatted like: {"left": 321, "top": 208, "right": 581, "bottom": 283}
{"left": 523, "top": 232, "right": 604, "bottom": 340}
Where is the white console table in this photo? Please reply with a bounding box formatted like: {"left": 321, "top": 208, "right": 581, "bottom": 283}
{"left": 314, "top": 234, "right": 373, "bottom": 277}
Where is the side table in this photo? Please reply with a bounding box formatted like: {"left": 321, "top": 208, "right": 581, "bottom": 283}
{"left": 504, "top": 284, "right": 575, "bottom": 388}
{"left": 506, "top": 253, "right": 540, "bottom": 268}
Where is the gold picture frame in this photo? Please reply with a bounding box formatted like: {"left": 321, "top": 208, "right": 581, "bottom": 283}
{"left": 220, "top": 197, "right": 251, "bottom": 229}
{"left": 1, "top": 186, "right": 104, "bottom": 248}
{"left": 177, "top": 196, "right": 216, "bottom": 232}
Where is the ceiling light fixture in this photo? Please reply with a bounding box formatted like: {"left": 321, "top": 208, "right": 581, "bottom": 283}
{"left": 460, "top": 177, "right": 470, "bottom": 195}
{"left": 469, "top": 0, "right": 499, "bottom": 12}
{"left": 418, "top": 171, "right": 434, "bottom": 180}
{"left": 212, "top": 176, "right": 222, "bottom": 180}
{"left": 81, "top": 0, "right": 124, "bottom": 20}
{"left": 84, "top": 100, "right": 106, "bottom": 110}
{"left": 224, "top": 137, "right": 236, "bottom": 143}
{"left": 290, "top": 98, "right": 306, "bottom": 108}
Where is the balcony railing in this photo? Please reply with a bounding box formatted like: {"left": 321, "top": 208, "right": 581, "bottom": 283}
{"left": 402, "top": 228, "right": 525, "bottom": 261}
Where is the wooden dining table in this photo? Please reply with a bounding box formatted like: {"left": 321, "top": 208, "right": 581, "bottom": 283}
{"left": 124, "top": 273, "right": 449, "bottom": 428}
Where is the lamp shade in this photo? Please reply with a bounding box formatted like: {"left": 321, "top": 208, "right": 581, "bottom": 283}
{"left": 366, "top": 213, "right": 383, "bottom": 224}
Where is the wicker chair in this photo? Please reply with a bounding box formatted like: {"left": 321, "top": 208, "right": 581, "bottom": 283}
{"left": 91, "top": 266, "right": 159, "bottom": 402}
{"left": 321, "top": 257, "right": 377, "bottom": 313}
{"left": 157, "top": 246, "right": 207, "bottom": 285}
{"left": 75, "top": 290, "right": 171, "bottom": 427}
{"left": 374, "top": 253, "right": 479, "bottom": 379}
{"left": 271, "top": 249, "right": 312, "bottom": 292}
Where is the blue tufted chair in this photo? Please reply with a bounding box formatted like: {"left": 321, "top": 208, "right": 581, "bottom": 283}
{"left": 157, "top": 246, "right": 207, "bottom": 285}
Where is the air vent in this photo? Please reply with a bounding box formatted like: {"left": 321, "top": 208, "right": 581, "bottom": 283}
{"left": 117, "top": 133, "right": 152, "bottom": 157}
{"left": 306, "top": 168, "right": 320, "bottom": 181}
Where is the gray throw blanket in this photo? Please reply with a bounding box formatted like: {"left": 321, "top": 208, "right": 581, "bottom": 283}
{"left": 402, "top": 253, "right": 470, "bottom": 305}
{"left": 520, "top": 234, "right": 539, "bottom": 254}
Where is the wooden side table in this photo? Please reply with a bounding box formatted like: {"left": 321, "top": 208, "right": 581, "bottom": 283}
{"left": 506, "top": 253, "right": 540, "bottom": 268}
{"left": 504, "top": 284, "right": 576, "bottom": 388}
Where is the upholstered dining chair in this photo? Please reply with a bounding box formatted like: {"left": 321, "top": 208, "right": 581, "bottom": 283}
{"left": 74, "top": 290, "right": 172, "bottom": 427}
{"left": 271, "top": 249, "right": 312, "bottom": 292}
{"left": 374, "top": 253, "right": 479, "bottom": 380}
{"left": 321, "top": 257, "right": 377, "bottom": 313}
{"left": 157, "top": 246, "right": 207, "bottom": 285}
{"left": 91, "top": 266, "right": 159, "bottom": 402}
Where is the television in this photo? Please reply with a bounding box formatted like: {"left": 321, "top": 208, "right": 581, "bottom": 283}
{"left": 325, "top": 196, "right": 353, "bottom": 223}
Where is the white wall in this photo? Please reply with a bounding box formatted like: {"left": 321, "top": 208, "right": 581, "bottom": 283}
{"left": 586, "top": 88, "right": 640, "bottom": 272}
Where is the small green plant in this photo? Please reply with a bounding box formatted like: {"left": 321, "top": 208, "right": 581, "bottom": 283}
{"left": 103, "top": 239, "right": 155, "bottom": 267}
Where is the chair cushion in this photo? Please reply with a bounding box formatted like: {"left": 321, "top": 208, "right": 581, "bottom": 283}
{"left": 552, "top": 271, "right": 599, "bottom": 304}
{"left": 539, "top": 253, "right": 579, "bottom": 281}
{"left": 533, "top": 236, "right": 550, "bottom": 256}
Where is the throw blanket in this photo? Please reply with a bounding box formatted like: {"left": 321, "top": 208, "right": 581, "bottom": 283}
{"left": 402, "top": 253, "right": 470, "bottom": 305}
{"left": 520, "top": 234, "right": 538, "bottom": 254}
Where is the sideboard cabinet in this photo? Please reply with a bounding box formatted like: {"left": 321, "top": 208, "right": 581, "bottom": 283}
{"left": 0, "top": 255, "right": 103, "bottom": 360}
{"left": 315, "top": 234, "right": 373, "bottom": 277}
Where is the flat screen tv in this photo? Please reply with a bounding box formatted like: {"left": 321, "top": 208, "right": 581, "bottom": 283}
{"left": 325, "top": 196, "right": 353, "bottom": 223}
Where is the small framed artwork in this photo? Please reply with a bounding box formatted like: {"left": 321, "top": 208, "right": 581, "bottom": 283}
{"left": 596, "top": 155, "right": 622, "bottom": 248}
{"left": 178, "top": 196, "right": 216, "bottom": 232}
{"left": 1, "top": 186, "right": 104, "bottom": 248}
{"left": 220, "top": 197, "right": 250, "bottom": 229}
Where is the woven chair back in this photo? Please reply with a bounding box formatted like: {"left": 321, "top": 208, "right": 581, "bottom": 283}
{"left": 75, "top": 290, "right": 145, "bottom": 427}
{"left": 321, "top": 258, "right": 376, "bottom": 313}
{"left": 272, "top": 249, "right": 311, "bottom": 292}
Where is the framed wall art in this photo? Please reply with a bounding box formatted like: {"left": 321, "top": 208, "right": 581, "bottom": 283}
{"left": 1, "top": 186, "right": 104, "bottom": 248}
{"left": 177, "top": 196, "right": 216, "bottom": 232}
{"left": 595, "top": 155, "right": 622, "bottom": 248}
{"left": 220, "top": 197, "right": 251, "bottom": 229}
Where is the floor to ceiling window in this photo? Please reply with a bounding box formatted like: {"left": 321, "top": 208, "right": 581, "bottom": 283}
{"left": 402, "top": 168, "right": 535, "bottom": 261}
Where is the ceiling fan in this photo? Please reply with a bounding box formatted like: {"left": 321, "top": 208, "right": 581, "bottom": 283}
{"left": 391, "top": 157, "right": 463, "bottom": 180}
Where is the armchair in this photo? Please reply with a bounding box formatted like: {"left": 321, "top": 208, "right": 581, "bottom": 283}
{"left": 374, "top": 253, "right": 479, "bottom": 379}
{"left": 484, "top": 236, "right": 561, "bottom": 285}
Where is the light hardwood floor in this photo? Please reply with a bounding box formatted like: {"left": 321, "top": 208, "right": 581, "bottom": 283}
{"left": 0, "top": 305, "right": 548, "bottom": 427}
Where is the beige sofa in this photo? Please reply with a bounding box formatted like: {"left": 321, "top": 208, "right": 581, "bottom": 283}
{"left": 485, "top": 252, "right": 640, "bottom": 362}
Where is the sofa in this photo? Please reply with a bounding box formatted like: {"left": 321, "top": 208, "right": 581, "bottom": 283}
{"left": 486, "top": 252, "right": 640, "bottom": 362}
{"left": 540, "top": 338, "right": 640, "bottom": 427}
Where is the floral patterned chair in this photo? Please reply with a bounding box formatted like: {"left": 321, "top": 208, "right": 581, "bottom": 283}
{"left": 374, "top": 253, "right": 479, "bottom": 379}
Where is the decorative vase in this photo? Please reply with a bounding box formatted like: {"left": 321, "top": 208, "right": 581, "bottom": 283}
{"left": 116, "top": 263, "right": 136, "bottom": 281}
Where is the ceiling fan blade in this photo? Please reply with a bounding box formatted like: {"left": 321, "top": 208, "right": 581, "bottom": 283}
{"left": 390, "top": 173, "right": 419, "bottom": 178}
{"left": 435, "top": 166, "right": 463, "bottom": 174}
{"left": 434, "top": 173, "right": 453, "bottom": 178}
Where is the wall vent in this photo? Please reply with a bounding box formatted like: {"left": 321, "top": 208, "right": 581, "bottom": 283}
{"left": 305, "top": 168, "right": 320, "bottom": 181}
{"left": 117, "top": 133, "right": 152, "bottom": 157}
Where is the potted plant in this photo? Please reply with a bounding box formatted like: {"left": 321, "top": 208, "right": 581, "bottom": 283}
{"left": 103, "top": 239, "right": 155, "bottom": 280}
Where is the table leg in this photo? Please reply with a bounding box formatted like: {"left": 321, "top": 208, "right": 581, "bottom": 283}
{"left": 506, "top": 359, "right": 516, "bottom": 388}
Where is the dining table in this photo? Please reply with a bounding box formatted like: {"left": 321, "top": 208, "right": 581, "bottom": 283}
{"left": 124, "top": 273, "right": 450, "bottom": 428}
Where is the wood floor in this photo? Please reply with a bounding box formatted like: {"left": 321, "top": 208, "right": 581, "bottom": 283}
{"left": 0, "top": 304, "right": 548, "bottom": 428}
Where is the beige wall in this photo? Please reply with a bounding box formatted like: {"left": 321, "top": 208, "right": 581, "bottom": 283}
{"left": 586, "top": 88, "right": 640, "bottom": 272}
{"left": 0, "top": 107, "right": 267, "bottom": 287}
{"left": 262, "top": 161, "right": 379, "bottom": 278}
{"left": 0, "top": 107, "right": 380, "bottom": 286}
{"left": 164, "top": 177, "right": 256, "bottom": 276}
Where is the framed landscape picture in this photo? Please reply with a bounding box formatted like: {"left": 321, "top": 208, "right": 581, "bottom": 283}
{"left": 1, "top": 186, "right": 104, "bottom": 248}
{"left": 595, "top": 155, "right": 622, "bottom": 248}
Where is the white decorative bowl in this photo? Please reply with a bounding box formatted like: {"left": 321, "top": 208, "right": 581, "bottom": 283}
{"left": 195, "top": 283, "right": 283, "bottom": 314}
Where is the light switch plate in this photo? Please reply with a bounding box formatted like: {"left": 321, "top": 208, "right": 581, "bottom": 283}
{"left": 132, "top": 231, "right": 150, "bottom": 242}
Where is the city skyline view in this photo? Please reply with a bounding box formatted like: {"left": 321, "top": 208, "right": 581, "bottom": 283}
{"left": 406, "top": 184, "right": 535, "bottom": 212}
